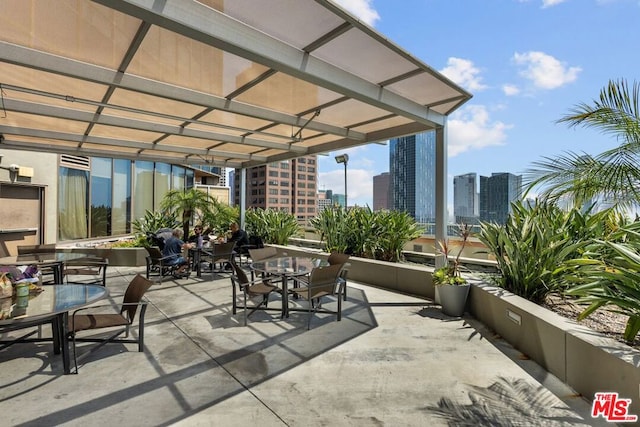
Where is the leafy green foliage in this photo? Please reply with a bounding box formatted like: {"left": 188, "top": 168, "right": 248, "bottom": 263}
{"left": 563, "top": 222, "right": 640, "bottom": 343}
{"left": 132, "top": 210, "right": 180, "bottom": 236}
{"left": 160, "top": 189, "right": 212, "bottom": 239}
{"left": 524, "top": 79, "right": 640, "bottom": 209}
{"left": 201, "top": 198, "right": 239, "bottom": 234}
{"left": 245, "top": 208, "right": 300, "bottom": 245}
{"left": 477, "top": 200, "right": 621, "bottom": 303}
{"left": 433, "top": 224, "right": 472, "bottom": 286}
{"left": 309, "top": 206, "right": 423, "bottom": 262}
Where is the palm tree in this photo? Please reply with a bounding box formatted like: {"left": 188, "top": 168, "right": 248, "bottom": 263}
{"left": 524, "top": 79, "right": 640, "bottom": 209}
{"left": 160, "top": 188, "right": 212, "bottom": 239}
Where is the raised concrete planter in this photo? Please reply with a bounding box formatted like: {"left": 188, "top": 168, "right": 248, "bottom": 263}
{"left": 468, "top": 281, "right": 640, "bottom": 417}
{"left": 58, "top": 247, "right": 147, "bottom": 267}
{"left": 274, "top": 244, "right": 640, "bottom": 415}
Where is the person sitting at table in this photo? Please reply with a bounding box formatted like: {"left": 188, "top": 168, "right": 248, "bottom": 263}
{"left": 223, "top": 222, "right": 249, "bottom": 270}
{"left": 187, "top": 224, "right": 208, "bottom": 249}
{"left": 162, "top": 229, "right": 193, "bottom": 277}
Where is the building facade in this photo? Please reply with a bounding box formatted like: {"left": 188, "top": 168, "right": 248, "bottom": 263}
{"left": 453, "top": 173, "right": 479, "bottom": 224}
{"left": 233, "top": 155, "right": 318, "bottom": 223}
{"left": 479, "top": 172, "right": 522, "bottom": 224}
{"left": 373, "top": 172, "right": 390, "bottom": 211}
{"left": 389, "top": 132, "right": 436, "bottom": 223}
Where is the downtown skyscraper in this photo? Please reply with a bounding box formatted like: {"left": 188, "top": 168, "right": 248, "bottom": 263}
{"left": 454, "top": 173, "right": 479, "bottom": 224}
{"left": 389, "top": 132, "right": 436, "bottom": 223}
{"left": 479, "top": 172, "right": 522, "bottom": 224}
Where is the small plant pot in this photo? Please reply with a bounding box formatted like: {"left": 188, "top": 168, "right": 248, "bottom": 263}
{"left": 437, "top": 283, "right": 470, "bottom": 317}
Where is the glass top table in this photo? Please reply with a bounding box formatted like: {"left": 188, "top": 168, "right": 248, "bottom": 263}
{"left": 251, "top": 256, "right": 328, "bottom": 318}
{"left": 0, "top": 284, "right": 108, "bottom": 374}
{"left": 0, "top": 253, "right": 90, "bottom": 284}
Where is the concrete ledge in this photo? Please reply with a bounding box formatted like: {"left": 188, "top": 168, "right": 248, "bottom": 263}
{"left": 57, "top": 247, "right": 147, "bottom": 267}
{"left": 270, "top": 245, "right": 434, "bottom": 298}
{"left": 469, "top": 282, "right": 640, "bottom": 416}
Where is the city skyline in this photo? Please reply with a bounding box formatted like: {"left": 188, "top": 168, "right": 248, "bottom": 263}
{"left": 318, "top": 0, "right": 640, "bottom": 213}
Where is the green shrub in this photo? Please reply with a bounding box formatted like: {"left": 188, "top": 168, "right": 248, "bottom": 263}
{"left": 477, "top": 200, "right": 617, "bottom": 303}
{"left": 245, "top": 208, "right": 300, "bottom": 245}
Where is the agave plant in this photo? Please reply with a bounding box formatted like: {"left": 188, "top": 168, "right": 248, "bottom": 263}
{"left": 132, "top": 209, "right": 180, "bottom": 237}
{"left": 308, "top": 205, "right": 350, "bottom": 253}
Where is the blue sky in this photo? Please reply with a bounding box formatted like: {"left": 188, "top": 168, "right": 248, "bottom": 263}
{"left": 318, "top": 0, "right": 640, "bottom": 210}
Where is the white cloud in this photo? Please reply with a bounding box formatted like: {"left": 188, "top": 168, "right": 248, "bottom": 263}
{"left": 542, "top": 0, "right": 568, "bottom": 7}
{"left": 318, "top": 168, "right": 374, "bottom": 207}
{"left": 448, "top": 105, "right": 512, "bottom": 157}
{"left": 513, "top": 51, "right": 581, "bottom": 89}
{"left": 332, "top": 0, "right": 380, "bottom": 26}
{"left": 440, "top": 57, "right": 488, "bottom": 92}
{"left": 502, "top": 84, "right": 520, "bottom": 96}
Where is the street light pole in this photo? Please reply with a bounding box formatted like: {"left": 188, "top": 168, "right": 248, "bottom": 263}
{"left": 335, "top": 154, "right": 349, "bottom": 208}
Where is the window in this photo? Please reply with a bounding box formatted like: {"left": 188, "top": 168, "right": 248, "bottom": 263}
{"left": 270, "top": 162, "right": 279, "bottom": 168}
{"left": 308, "top": 158, "right": 316, "bottom": 165}
{"left": 90, "top": 157, "right": 112, "bottom": 238}
{"left": 280, "top": 189, "right": 289, "bottom": 195}
{"left": 269, "top": 170, "right": 279, "bottom": 177}
{"left": 307, "top": 183, "right": 315, "bottom": 190}
{"left": 269, "top": 188, "right": 279, "bottom": 195}
{"left": 280, "top": 198, "right": 289, "bottom": 204}
{"left": 307, "top": 167, "right": 315, "bottom": 173}
{"left": 298, "top": 165, "right": 306, "bottom": 172}
{"left": 297, "top": 207, "right": 305, "bottom": 213}
{"left": 268, "top": 198, "right": 278, "bottom": 204}
{"left": 133, "top": 161, "right": 154, "bottom": 223}
{"left": 59, "top": 167, "right": 89, "bottom": 240}
{"left": 268, "top": 180, "right": 278, "bottom": 186}
{"left": 171, "top": 165, "right": 186, "bottom": 190}
{"left": 280, "top": 172, "right": 289, "bottom": 178}
{"left": 112, "top": 159, "right": 131, "bottom": 235}
{"left": 297, "top": 199, "right": 306, "bottom": 205}
{"left": 297, "top": 182, "right": 306, "bottom": 188}
{"left": 307, "top": 174, "right": 315, "bottom": 180}
{"left": 298, "top": 158, "right": 307, "bottom": 164}
{"left": 280, "top": 161, "right": 289, "bottom": 169}
{"left": 252, "top": 172, "right": 258, "bottom": 178}
{"left": 154, "top": 163, "right": 171, "bottom": 211}
{"left": 297, "top": 174, "right": 305, "bottom": 180}
{"left": 297, "top": 190, "right": 306, "bottom": 196}
{"left": 307, "top": 207, "right": 315, "bottom": 213}
{"left": 280, "top": 181, "right": 289, "bottom": 187}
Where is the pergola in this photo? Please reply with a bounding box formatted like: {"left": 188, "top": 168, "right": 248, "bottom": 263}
{"left": 0, "top": 0, "right": 471, "bottom": 252}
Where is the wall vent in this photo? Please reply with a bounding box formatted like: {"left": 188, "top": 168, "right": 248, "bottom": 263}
{"left": 60, "top": 154, "right": 90, "bottom": 170}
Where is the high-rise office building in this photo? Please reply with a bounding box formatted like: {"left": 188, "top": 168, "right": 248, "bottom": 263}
{"left": 479, "top": 172, "right": 522, "bottom": 224}
{"left": 233, "top": 155, "right": 318, "bottom": 223}
{"left": 373, "top": 172, "right": 390, "bottom": 211}
{"left": 390, "top": 131, "right": 436, "bottom": 223}
{"left": 453, "top": 173, "right": 478, "bottom": 224}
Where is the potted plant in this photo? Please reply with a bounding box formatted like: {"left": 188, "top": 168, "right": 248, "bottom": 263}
{"left": 433, "top": 223, "right": 471, "bottom": 317}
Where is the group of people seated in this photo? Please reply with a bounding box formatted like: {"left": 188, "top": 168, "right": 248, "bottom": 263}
{"left": 161, "top": 222, "right": 249, "bottom": 276}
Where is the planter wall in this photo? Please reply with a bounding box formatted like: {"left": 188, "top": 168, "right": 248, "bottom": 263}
{"left": 58, "top": 247, "right": 147, "bottom": 267}
{"left": 270, "top": 245, "right": 434, "bottom": 298}
{"left": 274, "top": 244, "right": 640, "bottom": 415}
{"left": 469, "top": 282, "right": 640, "bottom": 418}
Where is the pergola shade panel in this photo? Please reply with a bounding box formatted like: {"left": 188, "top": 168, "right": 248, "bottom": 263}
{"left": 0, "top": 0, "right": 471, "bottom": 168}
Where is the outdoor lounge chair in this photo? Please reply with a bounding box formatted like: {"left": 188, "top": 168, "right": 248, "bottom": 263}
{"left": 145, "top": 246, "right": 186, "bottom": 284}
{"left": 289, "top": 263, "right": 346, "bottom": 330}
{"left": 327, "top": 252, "right": 350, "bottom": 301}
{"left": 67, "top": 274, "right": 153, "bottom": 373}
{"left": 230, "top": 258, "right": 279, "bottom": 326}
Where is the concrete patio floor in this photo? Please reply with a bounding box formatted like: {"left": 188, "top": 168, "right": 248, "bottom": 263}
{"left": 0, "top": 266, "right": 608, "bottom": 426}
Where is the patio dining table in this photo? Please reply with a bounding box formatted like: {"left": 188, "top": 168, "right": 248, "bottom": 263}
{"left": 251, "top": 256, "right": 328, "bottom": 318}
{"left": 0, "top": 284, "right": 108, "bottom": 374}
{"left": 0, "top": 252, "right": 90, "bottom": 285}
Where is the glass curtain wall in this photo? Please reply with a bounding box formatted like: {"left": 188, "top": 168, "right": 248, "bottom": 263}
{"left": 59, "top": 158, "right": 191, "bottom": 241}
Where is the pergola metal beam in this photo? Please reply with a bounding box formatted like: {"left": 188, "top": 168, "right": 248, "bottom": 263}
{"left": 2, "top": 99, "right": 305, "bottom": 154}
{"left": 0, "top": 125, "right": 263, "bottom": 163}
{"left": 92, "top": 0, "right": 447, "bottom": 128}
{"left": 0, "top": 42, "right": 365, "bottom": 141}
{"left": 0, "top": 137, "right": 243, "bottom": 167}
